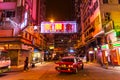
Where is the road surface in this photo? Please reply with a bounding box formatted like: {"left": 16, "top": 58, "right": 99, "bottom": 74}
{"left": 0, "top": 62, "right": 120, "bottom": 80}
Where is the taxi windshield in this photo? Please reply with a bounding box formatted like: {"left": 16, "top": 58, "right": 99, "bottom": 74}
{"left": 62, "top": 58, "right": 74, "bottom": 62}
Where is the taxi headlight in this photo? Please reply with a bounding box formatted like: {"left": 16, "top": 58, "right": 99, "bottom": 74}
{"left": 56, "top": 64, "right": 59, "bottom": 67}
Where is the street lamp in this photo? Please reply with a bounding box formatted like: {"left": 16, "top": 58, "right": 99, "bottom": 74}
{"left": 50, "top": 19, "right": 54, "bottom": 23}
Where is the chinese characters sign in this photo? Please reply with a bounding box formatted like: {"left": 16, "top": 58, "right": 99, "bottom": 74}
{"left": 41, "top": 21, "right": 77, "bottom": 33}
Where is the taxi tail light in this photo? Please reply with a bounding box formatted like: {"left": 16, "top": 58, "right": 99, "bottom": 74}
{"left": 68, "top": 65, "right": 73, "bottom": 68}
{"left": 56, "top": 64, "right": 60, "bottom": 66}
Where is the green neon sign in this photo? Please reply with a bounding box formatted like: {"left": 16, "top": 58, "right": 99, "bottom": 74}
{"left": 113, "top": 43, "right": 120, "bottom": 47}
{"left": 101, "top": 45, "right": 107, "bottom": 49}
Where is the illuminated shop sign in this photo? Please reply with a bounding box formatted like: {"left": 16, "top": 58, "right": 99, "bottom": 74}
{"left": 101, "top": 44, "right": 109, "bottom": 49}
{"left": 113, "top": 43, "right": 120, "bottom": 47}
{"left": 40, "top": 21, "right": 77, "bottom": 33}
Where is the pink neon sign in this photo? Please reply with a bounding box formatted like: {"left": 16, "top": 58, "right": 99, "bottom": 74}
{"left": 41, "top": 21, "right": 77, "bottom": 33}
{"left": 0, "top": 2, "right": 16, "bottom": 10}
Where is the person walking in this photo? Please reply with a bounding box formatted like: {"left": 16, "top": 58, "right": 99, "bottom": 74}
{"left": 24, "top": 57, "right": 29, "bottom": 71}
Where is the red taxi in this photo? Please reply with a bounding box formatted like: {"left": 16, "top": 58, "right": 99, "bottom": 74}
{"left": 55, "top": 56, "right": 84, "bottom": 73}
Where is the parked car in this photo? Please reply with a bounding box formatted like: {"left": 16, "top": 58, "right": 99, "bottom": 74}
{"left": 55, "top": 56, "right": 84, "bottom": 73}
{"left": 0, "top": 50, "right": 11, "bottom": 74}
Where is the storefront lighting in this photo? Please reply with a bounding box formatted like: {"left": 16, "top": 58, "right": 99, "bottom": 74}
{"left": 69, "top": 49, "right": 74, "bottom": 53}
{"left": 49, "top": 46, "right": 54, "bottom": 49}
{"left": 34, "top": 26, "right": 37, "bottom": 30}
{"left": 118, "top": 48, "right": 120, "bottom": 54}
{"left": 94, "top": 48, "right": 97, "bottom": 51}
{"left": 105, "top": 51, "right": 108, "bottom": 57}
{"left": 101, "top": 44, "right": 109, "bottom": 49}
{"left": 61, "top": 39, "right": 63, "bottom": 42}
{"left": 89, "top": 51, "right": 94, "bottom": 54}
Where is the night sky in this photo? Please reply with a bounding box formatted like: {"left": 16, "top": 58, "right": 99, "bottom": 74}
{"left": 46, "top": 0, "right": 75, "bottom": 21}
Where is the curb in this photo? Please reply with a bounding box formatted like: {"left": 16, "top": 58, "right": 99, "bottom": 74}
{"left": 10, "top": 62, "right": 47, "bottom": 72}
{"left": 87, "top": 62, "right": 120, "bottom": 71}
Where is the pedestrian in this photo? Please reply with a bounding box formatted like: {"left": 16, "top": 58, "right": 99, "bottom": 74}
{"left": 24, "top": 57, "right": 29, "bottom": 71}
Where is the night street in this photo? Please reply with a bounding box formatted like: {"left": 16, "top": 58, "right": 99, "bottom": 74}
{"left": 0, "top": 62, "right": 120, "bottom": 80}
{"left": 1, "top": 0, "right": 120, "bottom": 80}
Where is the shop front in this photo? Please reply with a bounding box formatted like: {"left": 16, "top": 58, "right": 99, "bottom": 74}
{"left": 0, "top": 43, "right": 34, "bottom": 66}
{"left": 110, "top": 43, "right": 120, "bottom": 65}
{"left": 33, "top": 48, "right": 44, "bottom": 63}
{"left": 101, "top": 44, "right": 109, "bottom": 65}
{"left": 105, "top": 29, "right": 120, "bottom": 65}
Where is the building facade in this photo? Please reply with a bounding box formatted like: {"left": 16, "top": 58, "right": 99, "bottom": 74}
{"left": 0, "top": 0, "right": 46, "bottom": 67}
{"left": 75, "top": 0, "right": 120, "bottom": 65}
{"left": 99, "top": 0, "right": 120, "bottom": 65}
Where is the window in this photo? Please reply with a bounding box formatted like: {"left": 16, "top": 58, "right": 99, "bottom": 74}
{"left": 2, "top": 11, "right": 15, "bottom": 17}
{"left": 25, "top": 32, "right": 28, "bottom": 38}
{"left": 103, "top": 0, "right": 108, "bottom": 4}
{"left": 29, "top": 34, "right": 32, "bottom": 40}
{"left": 118, "top": 0, "right": 120, "bottom": 4}
{"left": 105, "top": 12, "right": 111, "bottom": 21}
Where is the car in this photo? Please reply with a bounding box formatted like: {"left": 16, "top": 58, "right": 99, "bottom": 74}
{"left": 0, "top": 50, "right": 11, "bottom": 74}
{"left": 55, "top": 56, "right": 84, "bottom": 73}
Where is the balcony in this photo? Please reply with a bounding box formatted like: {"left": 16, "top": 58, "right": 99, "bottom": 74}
{"left": 85, "top": 33, "right": 93, "bottom": 42}
{"left": 0, "top": 2, "right": 16, "bottom": 10}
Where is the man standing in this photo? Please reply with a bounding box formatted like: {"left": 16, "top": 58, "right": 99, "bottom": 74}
{"left": 24, "top": 57, "right": 29, "bottom": 71}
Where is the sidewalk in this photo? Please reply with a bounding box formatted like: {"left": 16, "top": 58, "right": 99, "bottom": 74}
{"left": 107, "top": 65, "right": 120, "bottom": 71}
{"left": 87, "top": 62, "right": 120, "bottom": 71}
{"left": 10, "top": 61, "right": 46, "bottom": 72}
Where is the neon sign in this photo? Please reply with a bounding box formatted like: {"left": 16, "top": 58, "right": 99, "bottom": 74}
{"left": 41, "top": 21, "right": 77, "bottom": 33}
